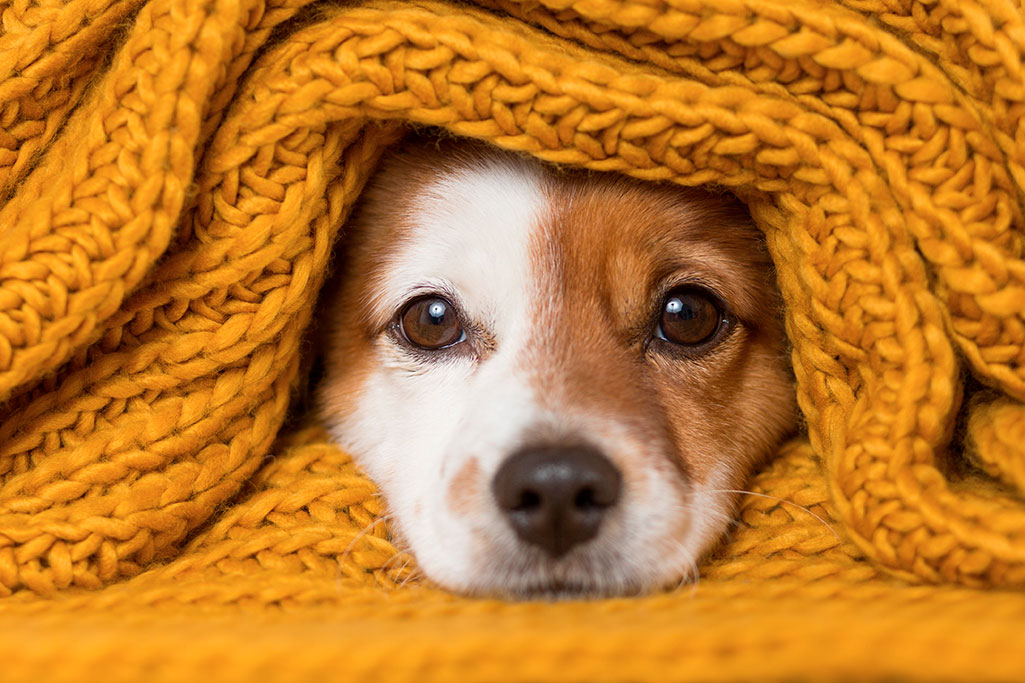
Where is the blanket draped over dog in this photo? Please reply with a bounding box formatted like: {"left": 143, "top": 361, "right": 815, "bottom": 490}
{"left": 2, "top": 0, "right": 1025, "bottom": 678}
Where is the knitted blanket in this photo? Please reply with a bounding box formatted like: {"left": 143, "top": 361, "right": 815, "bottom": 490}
{"left": 2, "top": 0, "right": 1025, "bottom": 678}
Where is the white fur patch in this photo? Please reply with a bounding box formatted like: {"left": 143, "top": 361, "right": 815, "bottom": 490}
{"left": 328, "top": 155, "right": 558, "bottom": 590}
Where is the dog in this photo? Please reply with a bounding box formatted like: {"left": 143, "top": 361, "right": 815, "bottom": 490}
{"left": 316, "top": 134, "right": 797, "bottom": 599}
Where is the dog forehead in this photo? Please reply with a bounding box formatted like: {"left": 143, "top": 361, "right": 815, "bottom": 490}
{"left": 372, "top": 156, "right": 548, "bottom": 332}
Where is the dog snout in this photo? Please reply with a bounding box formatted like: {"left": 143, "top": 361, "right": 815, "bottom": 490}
{"left": 492, "top": 445, "right": 622, "bottom": 558}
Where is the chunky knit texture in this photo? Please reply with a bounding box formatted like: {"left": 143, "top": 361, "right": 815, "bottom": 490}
{"left": 2, "top": 0, "right": 1025, "bottom": 678}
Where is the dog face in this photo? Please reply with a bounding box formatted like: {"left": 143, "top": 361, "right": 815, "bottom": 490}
{"left": 317, "top": 137, "right": 796, "bottom": 598}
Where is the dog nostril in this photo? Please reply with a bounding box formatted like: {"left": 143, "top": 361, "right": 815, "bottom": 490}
{"left": 514, "top": 489, "right": 542, "bottom": 512}
{"left": 492, "top": 444, "right": 622, "bottom": 558}
{"left": 574, "top": 486, "right": 605, "bottom": 510}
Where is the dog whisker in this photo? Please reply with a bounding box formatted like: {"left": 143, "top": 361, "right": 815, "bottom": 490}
{"left": 379, "top": 549, "right": 404, "bottom": 572}
{"left": 674, "top": 546, "right": 700, "bottom": 598}
{"left": 702, "top": 488, "right": 840, "bottom": 541}
{"left": 338, "top": 512, "right": 396, "bottom": 564}
{"left": 386, "top": 551, "right": 416, "bottom": 578}
{"left": 398, "top": 566, "right": 425, "bottom": 589}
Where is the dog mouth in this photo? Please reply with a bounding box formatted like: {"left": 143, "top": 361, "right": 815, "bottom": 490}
{"left": 483, "top": 576, "right": 635, "bottom": 601}
{"left": 506, "top": 579, "right": 630, "bottom": 601}
{"left": 493, "top": 559, "right": 697, "bottom": 600}
{"left": 465, "top": 541, "right": 669, "bottom": 600}
{"left": 479, "top": 568, "right": 667, "bottom": 601}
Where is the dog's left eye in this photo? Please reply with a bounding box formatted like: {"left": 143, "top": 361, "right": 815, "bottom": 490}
{"left": 655, "top": 286, "right": 727, "bottom": 347}
{"left": 399, "top": 296, "right": 465, "bottom": 350}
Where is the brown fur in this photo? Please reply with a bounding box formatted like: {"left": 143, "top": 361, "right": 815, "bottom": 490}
{"left": 525, "top": 171, "right": 794, "bottom": 490}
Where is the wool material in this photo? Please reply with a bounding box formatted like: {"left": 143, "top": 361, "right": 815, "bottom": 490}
{"left": 1, "top": 0, "right": 1025, "bottom": 678}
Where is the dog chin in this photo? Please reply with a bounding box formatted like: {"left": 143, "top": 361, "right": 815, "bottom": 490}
{"left": 498, "top": 581, "right": 641, "bottom": 602}
{"left": 439, "top": 544, "right": 691, "bottom": 601}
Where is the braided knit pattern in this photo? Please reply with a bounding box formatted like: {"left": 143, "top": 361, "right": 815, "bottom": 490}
{"left": 2, "top": 0, "right": 1025, "bottom": 677}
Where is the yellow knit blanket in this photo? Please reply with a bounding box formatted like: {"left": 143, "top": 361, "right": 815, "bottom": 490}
{"left": 2, "top": 0, "right": 1025, "bottom": 678}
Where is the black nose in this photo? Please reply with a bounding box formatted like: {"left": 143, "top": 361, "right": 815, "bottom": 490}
{"left": 492, "top": 445, "right": 622, "bottom": 558}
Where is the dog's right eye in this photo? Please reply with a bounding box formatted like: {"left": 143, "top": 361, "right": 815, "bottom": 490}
{"left": 398, "top": 296, "right": 465, "bottom": 350}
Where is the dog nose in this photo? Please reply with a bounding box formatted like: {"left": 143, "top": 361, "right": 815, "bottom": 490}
{"left": 492, "top": 445, "right": 622, "bottom": 558}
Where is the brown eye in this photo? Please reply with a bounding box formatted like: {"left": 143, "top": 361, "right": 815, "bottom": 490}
{"left": 399, "top": 296, "right": 465, "bottom": 349}
{"left": 657, "top": 287, "right": 724, "bottom": 346}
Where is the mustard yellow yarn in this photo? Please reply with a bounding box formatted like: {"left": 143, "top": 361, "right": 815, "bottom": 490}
{"left": 2, "top": 0, "right": 1025, "bottom": 678}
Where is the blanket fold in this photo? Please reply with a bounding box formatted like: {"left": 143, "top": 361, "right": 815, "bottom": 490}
{"left": 2, "top": 0, "right": 1025, "bottom": 677}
